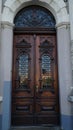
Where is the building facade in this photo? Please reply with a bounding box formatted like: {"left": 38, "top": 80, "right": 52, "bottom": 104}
{"left": 0, "top": 0, "right": 73, "bottom": 130}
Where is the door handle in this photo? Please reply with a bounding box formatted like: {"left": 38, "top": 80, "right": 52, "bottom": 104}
{"left": 36, "top": 85, "right": 39, "bottom": 92}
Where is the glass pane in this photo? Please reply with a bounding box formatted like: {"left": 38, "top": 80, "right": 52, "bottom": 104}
{"left": 14, "top": 6, "right": 55, "bottom": 28}
{"left": 41, "top": 55, "right": 52, "bottom": 88}
{"left": 19, "top": 54, "right": 28, "bottom": 88}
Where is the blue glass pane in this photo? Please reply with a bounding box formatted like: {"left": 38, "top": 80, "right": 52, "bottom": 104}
{"left": 41, "top": 55, "right": 52, "bottom": 88}
{"left": 42, "top": 55, "right": 51, "bottom": 73}
{"left": 14, "top": 6, "right": 56, "bottom": 28}
{"left": 19, "top": 54, "right": 28, "bottom": 88}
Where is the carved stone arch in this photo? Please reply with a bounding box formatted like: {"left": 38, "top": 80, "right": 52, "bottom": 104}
{"left": 14, "top": 5, "right": 56, "bottom": 28}
{"left": 2, "top": 0, "right": 69, "bottom": 25}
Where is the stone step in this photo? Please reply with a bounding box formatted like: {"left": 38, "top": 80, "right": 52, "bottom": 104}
{"left": 10, "top": 126, "right": 61, "bottom": 130}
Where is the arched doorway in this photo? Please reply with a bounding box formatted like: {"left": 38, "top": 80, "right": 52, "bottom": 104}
{"left": 11, "top": 5, "right": 60, "bottom": 126}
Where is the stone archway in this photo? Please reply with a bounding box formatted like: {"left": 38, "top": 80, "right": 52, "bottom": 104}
{"left": 2, "top": 0, "right": 69, "bottom": 24}
{"left": 1, "top": 1, "right": 72, "bottom": 130}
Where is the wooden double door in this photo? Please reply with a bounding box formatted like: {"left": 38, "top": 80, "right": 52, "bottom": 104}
{"left": 11, "top": 32, "right": 60, "bottom": 126}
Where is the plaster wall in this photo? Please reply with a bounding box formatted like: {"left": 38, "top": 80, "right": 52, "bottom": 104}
{"left": 0, "top": 0, "right": 2, "bottom": 96}
{"left": 0, "top": 0, "right": 3, "bottom": 106}
{"left": 69, "top": 0, "right": 73, "bottom": 41}
{"left": 2, "top": 0, "right": 6, "bottom": 4}
{"left": 0, "top": 1, "right": 2, "bottom": 130}
{"left": 69, "top": 0, "right": 73, "bottom": 83}
{"left": 2, "top": 24, "right": 13, "bottom": 130}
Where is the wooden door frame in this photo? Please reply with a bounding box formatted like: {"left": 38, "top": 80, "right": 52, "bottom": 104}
{"left": 14, "top": 27, "right": 56, "bottom": 34}
{"left": 12, "top": 27, "right": 60, "bottom": 125}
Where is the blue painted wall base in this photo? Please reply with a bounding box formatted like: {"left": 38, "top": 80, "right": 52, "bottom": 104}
{"left": 61, "top": 115, "right": 73, "bottom": 130}
{"left": 2, "top": 81, "right": 11, "bottom": 130}
{"left": 0, "top": 114, "right": 2, "bottom": 130}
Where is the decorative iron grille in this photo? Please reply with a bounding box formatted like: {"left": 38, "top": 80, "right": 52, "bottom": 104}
{"left": 14, "top": 6, "right": 56, "bottom": 28}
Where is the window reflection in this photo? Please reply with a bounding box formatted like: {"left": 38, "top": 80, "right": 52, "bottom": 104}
{"left": 19, "top": 54, "right": 28, "bottom": 88}
{"left": 41, "top": 55, "right": 52, "bottom": 88}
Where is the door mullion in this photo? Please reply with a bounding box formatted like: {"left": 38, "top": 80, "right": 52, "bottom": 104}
{"left": 33, "top": 34, "right": 37, "bottom": 124}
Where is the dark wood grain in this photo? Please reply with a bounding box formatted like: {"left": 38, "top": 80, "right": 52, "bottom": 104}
{"left": 11, "top": 30, "right": 60, "bottom": 126}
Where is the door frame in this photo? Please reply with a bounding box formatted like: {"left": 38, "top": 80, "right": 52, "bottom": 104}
{"left": 11, "top": 26, "right": 60, "bottom": 126}
{"left": 14, "top": 27, "right": 56, "bottom": 34}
